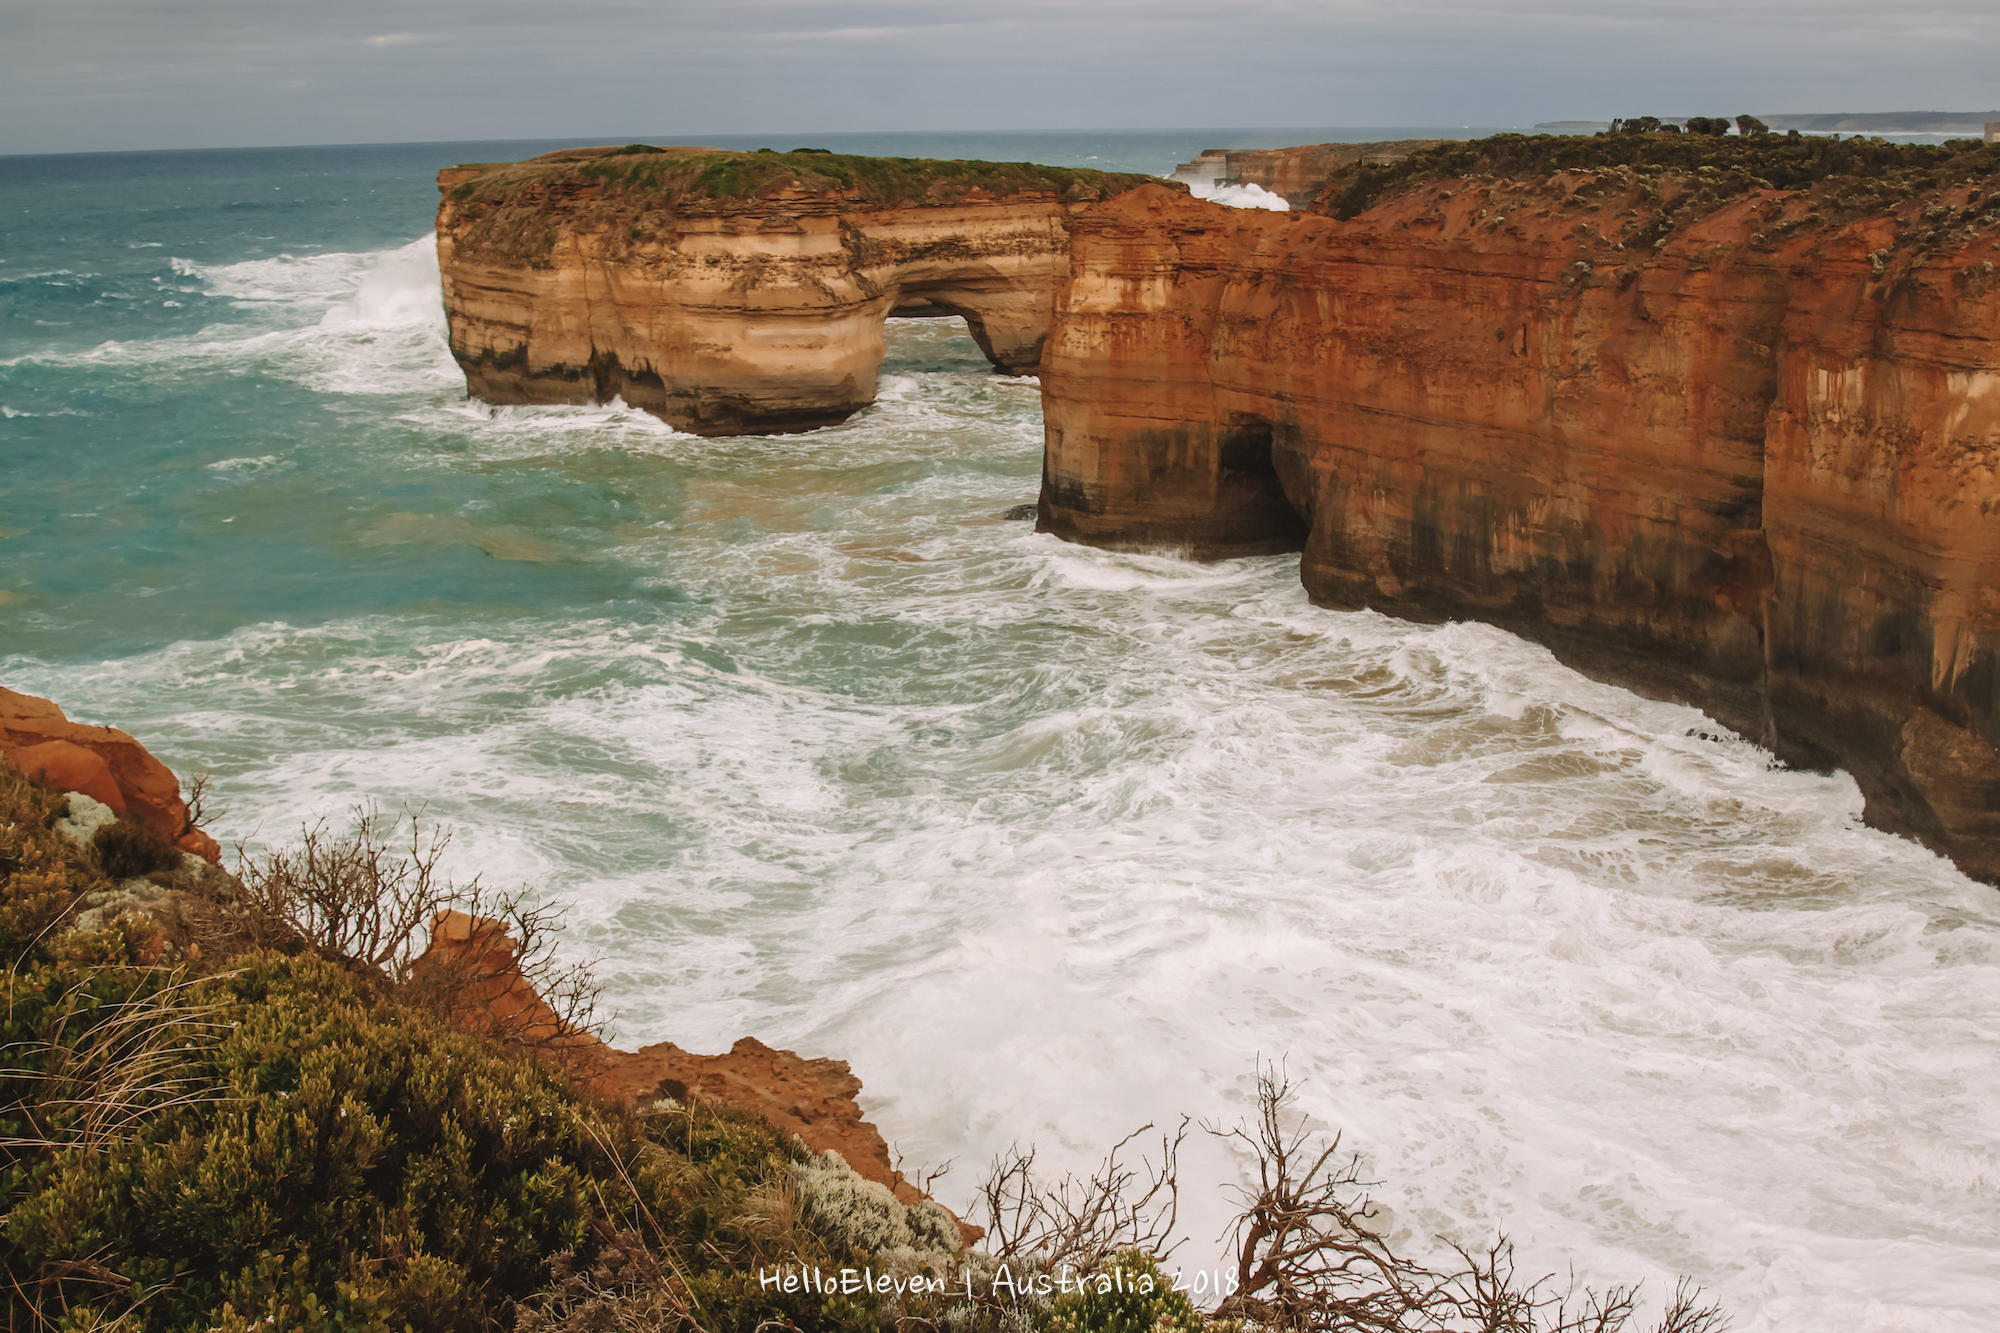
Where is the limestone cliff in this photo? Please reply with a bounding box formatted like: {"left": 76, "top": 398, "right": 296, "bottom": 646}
{"left": 437, "top": 146, "right": 1159, "bottom": 435}
{"left": 1040, "top": 134, "right": 2000, "bottom": 881}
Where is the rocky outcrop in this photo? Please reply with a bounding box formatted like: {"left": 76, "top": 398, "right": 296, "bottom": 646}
{"left": 437, "top": 146, "right": 1158, "bottom": 436}
{"left": 414, "top": 911, "right": 976, "bottom": 1238}
{"left": 1, "top": 685, "right": 220, "bottom": 862}
{"left": 1039, "top": 141, "right": 2000, "bottom": 880}
{"left": 1173, "top": 141, "right": 1448, "bottom": 208}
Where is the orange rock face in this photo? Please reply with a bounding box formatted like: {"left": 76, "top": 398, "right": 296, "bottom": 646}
{"left": 0, "top": 685, "right": 221, "bottom": 862}
{"left": 1040, "top": 173, "right": 2000, "bottom": 880}
{"left": 413, "top": 911, "right": 974, "bottom": 1237}
{"left": 437, "top": 147, "right": 1157, "bottom": 436}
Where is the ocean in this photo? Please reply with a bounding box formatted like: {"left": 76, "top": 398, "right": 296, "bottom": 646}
{"left": 3, "top": 130, "right": 1997, "bottom": 1331}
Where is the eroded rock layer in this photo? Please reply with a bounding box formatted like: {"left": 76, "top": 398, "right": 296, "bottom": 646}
{"left": 1040, "top": 139, "right": 2000, "bottom": 879}
{"left": 412, "top": 910, "right": 978, "bottom": 1239}
{"left": 437, "top": 146, "right": 1157, "bottom": 435}
{"left": 1, "top": 685, "right": 220, "bottom": 861}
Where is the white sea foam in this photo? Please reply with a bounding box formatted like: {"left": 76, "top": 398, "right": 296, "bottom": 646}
{"left": 317, "top": 239, "right": 445, "bottom": 330}
{"left": 205, "top": 454, "right": 292, "bottom": 475}
{"left": 413, "top": 395, "right": 688, "bottom": 457}
{"left": 172, "top": 248, "right": 380, "bottom": 308}
{"left": 8, "top": 307, "right": 1998, "bottom": 1333}
{"left": 1187, "top": 179, "right": 1291, "bottom": 211}
{"left": 9, "top": 238, "right": 455, "bottom": 397}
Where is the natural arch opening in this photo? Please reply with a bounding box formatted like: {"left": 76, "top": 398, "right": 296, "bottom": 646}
{"left": 886, "top": 279, "right": 1046, "bottom": 376}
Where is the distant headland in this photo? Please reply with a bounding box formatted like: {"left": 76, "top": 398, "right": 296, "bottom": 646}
{"left": 1536, "top": 110, "right": 2000, "bottom": 136}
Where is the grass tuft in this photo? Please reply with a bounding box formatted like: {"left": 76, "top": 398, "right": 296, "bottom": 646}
{"left": 90, "top": 823, "right": 178, "bottom": 882}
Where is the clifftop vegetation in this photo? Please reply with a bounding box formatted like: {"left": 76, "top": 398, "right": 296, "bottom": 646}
{"left": 1316, "top": 129, "right": 2000, "bottom": 220}
{"left": 443, "top": 145, "right": 1162, "bottom": 214}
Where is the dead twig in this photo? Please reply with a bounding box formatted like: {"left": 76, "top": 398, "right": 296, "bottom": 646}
{"left": 975, "top": 1117, "right": 1185, "bottom": 1272}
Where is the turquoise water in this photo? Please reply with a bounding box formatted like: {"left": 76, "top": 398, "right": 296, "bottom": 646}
{"left": 5, "top": 134, "right": 2000, "bottom": 1332}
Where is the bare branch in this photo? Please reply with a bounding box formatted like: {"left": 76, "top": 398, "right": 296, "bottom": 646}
{"left": 179, "top": 768, "right": 225, "bottom": 839}
{"left": 396, "top": 887, "right": 607, "bottom": 1061}
{"left": 231, "top": 804, "right": 457, "bottom": 982}
{"left": 973, "top": 1118, "right": 1185, "bottom": 1271}
{"left": 1205, "top": 1061, "right": 1445, "bottom": 1331}
{"left": 1204, "top": 1061, "right": 1733, "bottom": 1333}
{"left": 222, "top": 807, "right": 606, "bottom": 1062}
{"left": 1650, "top": 1278, "right": 1729, "bottom": 1333}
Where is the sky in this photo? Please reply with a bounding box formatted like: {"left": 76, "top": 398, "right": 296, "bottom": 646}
{"left": 2, "top": 0, "right": 1996, "bottom": 155}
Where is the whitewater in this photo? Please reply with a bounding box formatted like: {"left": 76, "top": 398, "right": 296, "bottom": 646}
{"left": 2, "top": 136, "right": 1997, "bottom": 1332}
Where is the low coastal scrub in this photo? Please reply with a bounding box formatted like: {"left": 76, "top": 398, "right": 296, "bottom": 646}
{"left": 437, "top": 147, "right": 1162, "bottom": 264}
{"left": 1318, "top": 129, "right": 2000, "bottom": 219}
{"left": 602, "top": 150, "right": 1156, "bottom": 210}
{"left": 1, "top": 756, "right": 1726, "bottom": 1330}
{"left": 445, "top": 146, "right": 1158, "bottom": 213}
{"left": 0, "top": 764, "right": 862, "bottom": 1332}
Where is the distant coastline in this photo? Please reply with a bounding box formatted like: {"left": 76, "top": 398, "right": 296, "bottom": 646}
{"left": 1536, "top": 110, "right": 2000, "bottom": 134}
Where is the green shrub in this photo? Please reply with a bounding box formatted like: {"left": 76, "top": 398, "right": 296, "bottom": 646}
{"left": 791, "top": 1148, "right": 963, "bottom": 1261}
{"left": 1039, "top": 1250, "right": 1201, "bottom": 1333}
{"left": 5, "top": 953, "right": 636, "bottom": 1330}
{"left": 0, "top": 759, "right": 883, "bottom": 1333}
{"left": 92, "top": 819, "right": 180, "bottom": 880}
{"left": 0, "top": 758, "right": 102, "bottom": 956}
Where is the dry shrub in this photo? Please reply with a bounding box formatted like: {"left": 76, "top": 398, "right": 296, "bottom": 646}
{"left": 511, "top": 1231, "right": 692, "bottom": 1333}
{"left": 90, "top": 823, "right": 179, "bottom": 882}
{"left": 228, "top": 805, "right": 456, "bottom": 976}
{"left": 177, "top": 768, "right": 223, "bottom": 842}
{"left": 396, "top": 898, "right": 605, "bottom": 1059}
{"left": 1208, "top": 1065, "right": 1442, "bottom": 1329}
{"left": 223, "top": 806, "right": 604, "bottom": 1054}
{"left": 1207, "top": 1063, "right": 1730, "bottom": 1333}
{"left": 976, "top": 1119, "right": 1187, "bottom": 1274}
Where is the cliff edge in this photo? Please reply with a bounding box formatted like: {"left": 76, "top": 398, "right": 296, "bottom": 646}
{"left": 1040, "top": 133, "right": 2000, "bottom": 881}
{"left": 1172, "top": 140, "right": 1449, "bottom": 208}
{"left": 437, "top": 145, "right": 1160, "bottom": 435}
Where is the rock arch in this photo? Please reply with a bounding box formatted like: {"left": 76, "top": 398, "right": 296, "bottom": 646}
{"left": 437, "top": 148, "right": 1154, "bottom": 437}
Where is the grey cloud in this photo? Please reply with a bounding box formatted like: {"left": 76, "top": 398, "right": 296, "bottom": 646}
{"left": 2, "top": 0, "right": 1994, "bottom": 153}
